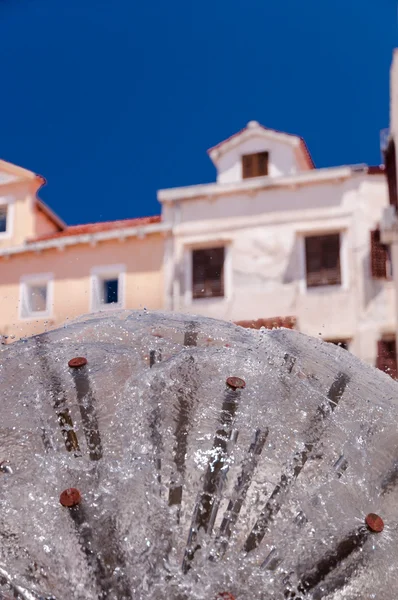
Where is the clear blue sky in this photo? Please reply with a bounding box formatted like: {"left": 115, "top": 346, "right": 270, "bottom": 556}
{"left": 0, "top": 0, "right": 396, "bottom": 226}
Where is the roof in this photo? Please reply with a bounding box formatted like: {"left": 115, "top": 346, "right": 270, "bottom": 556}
{"left": 207, "top": 121, "right": 315, "bottom": 170}
{"left": 30, "top": 215, "right": 162, "bottom": 243}
{"left": 235, "top": 316, "right": 297, "bottom": 330}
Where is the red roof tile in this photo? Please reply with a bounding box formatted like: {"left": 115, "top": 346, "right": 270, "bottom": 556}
{"left": 30, "top": 215, "right": 161, "bottom": 242}
{"left": 235, "top": 316, "right": 297, "bottom": 330}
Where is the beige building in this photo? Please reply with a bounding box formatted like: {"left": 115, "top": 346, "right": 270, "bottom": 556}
{"left": 0, "top": 121, "right": 395, "bottom": 376}
{"left": 0, "top": 160, "right": 169, "bottom": 340}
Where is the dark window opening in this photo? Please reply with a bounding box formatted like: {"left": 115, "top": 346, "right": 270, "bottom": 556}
{"left": 102, "top": 279, "right": 119, "bottom": 304}
{"left": 305, "top": 234, "right": 341, "bottom": 288}
{"left": 384, "top": 138, "right": 398, "bottom": 209}
{"left": 370, "top": 229, "right": 392, "bottom": 280}
{"left": 242, "top": 151, "right": 269, "bottom": 179}
{"left": 0, "top": 206, "right": 7, "bottom": 233}
{"left": 327, "top": 339, "right": 349, "bottom": 351}
{"left": 192, "top": 247, "right": 225, "bottom": 299}
{"left": 377, "top": 338, "right": 397, "bottom": 379}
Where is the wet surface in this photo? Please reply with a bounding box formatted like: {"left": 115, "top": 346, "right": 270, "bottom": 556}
{"left": 0, "top": 310, "right": 397, "bottom": 599}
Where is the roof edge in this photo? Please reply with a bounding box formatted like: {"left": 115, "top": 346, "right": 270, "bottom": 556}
{"left": 0, "top": 221, "right": 170, "bottom": 258}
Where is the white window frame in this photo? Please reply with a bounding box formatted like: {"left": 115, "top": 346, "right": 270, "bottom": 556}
{"left": 19, "top": 273, "right": 54, "bottom": 320}
{"left": 298, "top": 228, "right": 349, "bottom": 294}
{"left": 183, "top": 242, "right": 232, "bottom": 306}
{"left": 90, "top": 264, "right": 126, "bottom": 312}
{"left": 0, "top": 197, "right": 14, "bottom": 240}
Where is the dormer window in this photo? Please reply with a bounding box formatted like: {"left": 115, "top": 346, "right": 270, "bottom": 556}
{"left": 242, "top": 151, "right": 269, "bottom": 179}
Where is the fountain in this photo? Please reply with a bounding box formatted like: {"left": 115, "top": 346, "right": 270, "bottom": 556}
{"left": 0, "top": 310, "right": 397, "bottom": 599}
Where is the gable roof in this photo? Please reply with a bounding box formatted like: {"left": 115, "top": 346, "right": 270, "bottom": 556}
{"left": 207, "top": 121, "right": 315, "bottom": 170}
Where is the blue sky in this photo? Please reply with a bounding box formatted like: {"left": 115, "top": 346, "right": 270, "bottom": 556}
{"left": 0, "top": 0, "right": 396, "bottom": 226}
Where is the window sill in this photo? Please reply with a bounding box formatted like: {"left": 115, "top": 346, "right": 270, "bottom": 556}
{"left": 91, "top": 303, "right": 124, "bottom": 313}
{"left": 19, "top": 312, "right": 53, "bottom": 321}
{"left": 302, "top": 284, "right": 348, "bottom": 295}
{"left": 188, "top": 295, "right": 228, "bottom": 306}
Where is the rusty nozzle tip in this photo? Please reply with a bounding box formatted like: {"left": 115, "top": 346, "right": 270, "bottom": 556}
{"left": 226, "top": 376, "right": 246, "bottom": 390}
{"left": 68, "top": 357, "right": 87, "bottom": 368}
{"left": 60, "top": 487, "right": 82, "bottom": 508}
{"left": 365, "top": 513, "right": 384, "bottom": 533}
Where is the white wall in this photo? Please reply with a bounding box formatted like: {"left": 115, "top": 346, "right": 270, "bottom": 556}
{"left": 163, "top": 174, "right": 394, "bottom": 367}
{"left": 214, "top": 134, "right": 299, "bottom": 183}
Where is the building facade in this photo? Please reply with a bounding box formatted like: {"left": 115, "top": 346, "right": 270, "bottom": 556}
{"left": 0, "top": 160, "right": 169, "bottom": 340}
{"left": 159, "top": 121, "right": 394, "bottom": 370}
{"left": 0, "top": 121, "right": 395, "bottom": 375}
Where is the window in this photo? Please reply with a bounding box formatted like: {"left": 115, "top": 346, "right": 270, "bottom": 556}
{"left": 242, "top": 151, "right": 269, "bottom": 179}
{"left": 91, "top": 265, "right": 125, "bottom": 311}
{"left": 376, "top": 338, "right": 397, "bottom": 379}
{"left": 305, "top": 233, "right": 341, "bottom": 288}
{"left": 0, "top": 205, "right": 7, "bottom": 233}
{"left": 20, "top": 274, "right": 53, "bottom": 319}
{"left": 370, "top": 229, "right": 392, "bottom": 279}
{"left": 192, "top": 247, "right": 225, "bottom": 299}
{"left": 327, "top": 339, "right": 349, "bottom": 350}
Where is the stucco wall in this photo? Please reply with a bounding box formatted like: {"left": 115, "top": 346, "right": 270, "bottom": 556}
{"left": 0, "top": 182, "right": 36, "bottom": 249}
{"left": 34, "top": 205, "right": 60, "bottom": 238}
{"left": 0, "top": 234, "right": 165, "bottom": 340}
{"left": 165, "top": 174, "right": 394, "bottom": 367}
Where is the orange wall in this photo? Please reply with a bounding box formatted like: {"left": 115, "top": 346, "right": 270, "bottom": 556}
{"left": 0, "top": 233, "right": 165, "bottom": 340}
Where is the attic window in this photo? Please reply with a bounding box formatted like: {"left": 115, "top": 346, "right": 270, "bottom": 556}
{"left": 242, "top": 152, "right": 269, "bottom": 179}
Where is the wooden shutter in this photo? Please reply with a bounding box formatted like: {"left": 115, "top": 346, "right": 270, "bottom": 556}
{"left": 305, "top": 234, "right": 341, "bottom": 287}
{"left": 242, "top": 155, "right": 254, "bottom": 179}
{"left": 377, "top": 339, "right": 397, "bottom": 379}
{"left": 192, "top": 248, "right": 225, "bottom": 299}
{"left": 257, "top": 152, "right": 269, "bottom": 176}
{"left": 370, "top": 229, "right": 388, "bottom": 279}
{"left": 385, "top": 139, "right": 398, "bottom": 208}
{"left": 242, "top": 152, "right": 269, "bottom": 178}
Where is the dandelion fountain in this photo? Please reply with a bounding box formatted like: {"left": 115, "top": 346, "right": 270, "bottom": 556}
{"left": 0, "top": 310, "right": 397, "bottom": 599}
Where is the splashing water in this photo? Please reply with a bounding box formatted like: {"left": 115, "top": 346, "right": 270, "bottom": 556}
{"left": 0, "top": 310, "right": 397, "bottom": 599}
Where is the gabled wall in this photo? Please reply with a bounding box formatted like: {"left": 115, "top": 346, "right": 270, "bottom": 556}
{"left": 214, "top": 133, "right": 300, "bottom": 183}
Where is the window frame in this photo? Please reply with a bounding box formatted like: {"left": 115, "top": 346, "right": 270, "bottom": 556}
{"left": 183, "top": 242, "right": 232, "bottom": 306}
{"left": 298, "top": 228, "right": 349, "bottom": 294}
{"left": 19, "top": 273, "right": 54, "bottom": 320}
{"left": 90, "top": 264, "right": 126, "bottom": 312}
{"left": 0, "top": 197, "right": 14, "bottom": 239}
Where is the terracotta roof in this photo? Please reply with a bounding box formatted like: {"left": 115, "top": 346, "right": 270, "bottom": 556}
{"left": 30, "top": 215, "right": 162, "bottom": 242}
{"left": 235, "top": 316, "right": 297, "bottom": 330}
{"left": 207, "top": 123, "right": 315, "bottom": 170}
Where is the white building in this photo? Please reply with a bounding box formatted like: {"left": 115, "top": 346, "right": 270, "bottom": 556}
{"left": 159, "top": 120, "right": 395, "bottom": 371}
